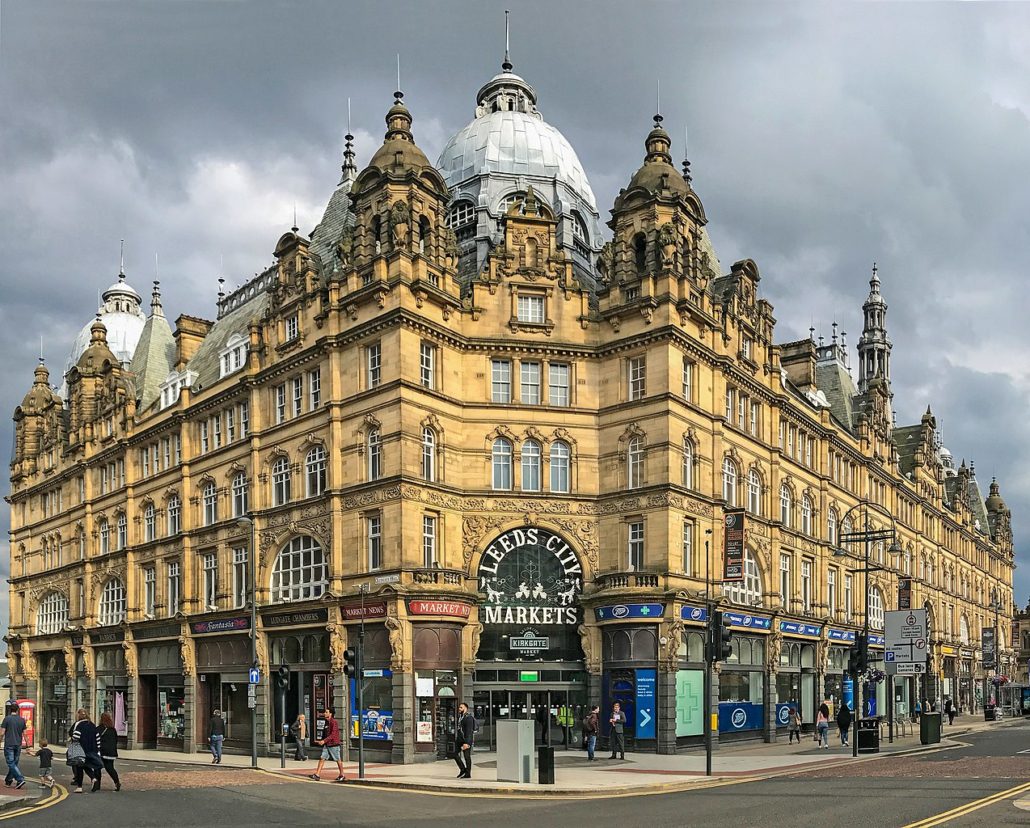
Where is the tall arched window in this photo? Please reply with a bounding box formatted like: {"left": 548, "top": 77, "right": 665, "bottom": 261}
{"left": 203, "top": 482, "right": 218, "bottom": 526}
{"left": 270, "top": 536, "right": 328, "bottom": 603}
{"left": 724, "top": 549, "right": 763, "bottom": 607}
{"left": 801, "top": 494, "right": 813, "bottom": 535}
{"left": 780, "top": 484, "right": 793, "bottom": 528}
{"left": 550, "top": 440, "right": 570, "bottom": 493}
{"left": 827, "top": 508, "right": 838, "bottom": 546}
{"left": 272, "top": 457, "right": 292, "bottom": 506}
{"left": 492, "top": 438, "right": 513, "bottom": 490}
{"left": 232, "top": 472, "right": 249, "bottom": 517}
{"left": 98, "top": 518, "right": 110, "bottom": 555}
{"left": 633, "top": 232, "right": 647, "bottom": 273}
{"left": 521, "top": 439, "right": 541, "bottom": 492}
{"left": 116, "top": 512, "right": 128, "bottom": 550}
{"left": 305, "top": 446, "right": 327, "bottom": 497}
{"left": 627, "top": 436, "right": 644, "bottom": 490}
{"left": 98, "top": 579, "right": 126, "bottom": 626}
{"left": 36, "top": 591, "right": 69, "bottom": 635}
{"left": 367, "top": 429, "right": 382, "bottom": 480}
{"left": 747, "top": 470, "right": 762, "bottom": 515}
{"left": 143, "top": 503, "right": 156, "bottom": 542}
{"left": 167, "top": 493, "right": 181, "bottom": 535}
{"left": 422, "top": 427, "right": 437, "bottom": 482}
{"left": 868, "top": 586, "right": 885, "bottom": 630}
{"left": 722, "top": 458, "right": 738, "bottom": 506}
{"left": 682, "top": 439, "right": 694, "bottom": 489}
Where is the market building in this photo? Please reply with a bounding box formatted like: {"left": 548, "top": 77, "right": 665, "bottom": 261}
{"left": 7, "top": 49, "right": 1017, "bottom": 761}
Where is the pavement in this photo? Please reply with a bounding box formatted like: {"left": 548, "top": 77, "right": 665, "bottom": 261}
{"left": 42, "top": 713, "right": 1023, "bottom": 797}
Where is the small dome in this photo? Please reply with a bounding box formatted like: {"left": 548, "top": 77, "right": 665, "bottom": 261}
{"left": 365, "top": 95, "right": 436, "bottom": 178}
{"left": 624, "top": 118, "right": 690, "bottom": 199}
{"left": 64, "top": 273, "right": 147, "bottom": 384}
{"left": 20, "top": 362, "right": 59, "bottom": 412}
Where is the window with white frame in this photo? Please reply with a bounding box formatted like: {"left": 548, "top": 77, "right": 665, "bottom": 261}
{"left": 419, "top": 343, "right": 435, "bottom": 389}
{"left": 202, "top": 553, "right": 218, "bottom": 610}
{"left": 226, "top": 408, "right": 236, "bottom": 442}
{"left": 492, "top": 438, "right": 513, "bottom": 490}
{"left": 682, "top": 357, "right": 693, "bottom": 401}
{"left": 36, "top": 591, "right": 69, "bottom": 635}
{"left": 521, "top": 439, "right": 541, "bottom": 492}
{"left": 219, "top": 333, "right": 247, "bottom": 378}
{"left": 780, "top": 484, "right": 792, "bottom": 527}
{"left": 627, "top": 435, "right": 644, "bottom": 489}
{"left": 749, "top": 401, "right": 759, "bottom": 436}
{"left": 682, "top": 520, "right": 694, "bottom": 576}
{"left": 270, "top": 536, "right": 327, "bottom": 602}
{"left": 801, "top": 559, "right": 812, "bottom": 613}
{"left": 272, "top": 457, "right": 292, "bottom": 506}
{"left": 628, "top": 521, "right": 645, "bottom": 571}
{"left": 144, "top": 503, "right": 156, "bottom": 542}
{"left": 422, "top": 515, "right": 437, "bottom": 568}
{"left": 200, "top": 420, "right": 210, "bottom": 452}
{"left": 780, "top": 553, "right": 792, "bottom": 607}
{"left": 275, "top": 384, "right": 286, "bottom": 424}
{"left": 801, "top": 494, "right": 813, "bottom": 535}
{"left": 367, "top": 515, "right": 382, "bottom": 570}
{"left": 628, "top": 356, "right": 646, "bottom": 400}
{"left": 747, "top": 469, "right": 761, "bottom": 515}
{"left": 203, "top": 482, "right": 218, "bottom": 526}
{"left": 491, "top": 359, "right": 512, "bottom": 403}
{"left": 868, "top": 586, "right": 885, "bottom": 630}
{"left": 167, "top": 561, "right": 181, "bottom": 616}
{"left": 520, "top": 361, "right": 541, "bottom": 404}
{"left": 724, "top": 549, "right": 763, "bottom": 606}
{"left": 827, "top": 567, "right": 837, "bottom": 617}
{"left": 722, "top": 458, "right": 738, "bottom": 506}
{"left": 422, "top": 428, "right": 437, "bottom": 482}
{"left": 116, "top": 513, "right": 127, "bottom": 550}
{"left": 367, "top": 429, "right": 382, "bottom": 480}
{"left": 367, "top": 342, "right": 382, "bottom": 388}
{"left": 844, "top": 574, "right": 853, "bottom": 621}
{"left": 309, "top": 368, "right": 321, "bottom": 409}
{"left": 212, "top": 414, "right": 222, "bottom": 449}
{"left": 292, "top": 376, "right": 303, "bottom": 417}
{"left": 828, "top": 508, "right": 838, "bottom": 546}
{"left": 232, "top": 546, "right": 249, "bottom": 609}
{"left": 516, "top": 293, "right": 545, "bottom": 324}
{"left": 682, "top": 439, "right": 694, "bottom": 489}
{"left": 99, "top": 518, "right": 110, "bottom": 554}
{"left": 548, "top": 363, "right": 570, "bottom": 406}
{"left": 143, "top": 566, "right": 156, "bottom": 617}
{"left": 550, "top": 441, "right": 570, "bottom": 493}
{"left": 306, "top": 446, "right": 327, "bottom": 497}
{"left": 285, "top": 314, "right": 299, "bottom": 342}
{"left": 725, "top": 387, "right": 734, "bottom": 421}
{"left": 232, "top": 472, "right": 248, "bottom": 517}
{"left": 239, "top": 404, "right": 249, "bottom": 439}
{"left": 446, "top": 200, "right": 475, "bottom": 229}
{"left": 167, "top": 495, "right": 181, "bottom": 535}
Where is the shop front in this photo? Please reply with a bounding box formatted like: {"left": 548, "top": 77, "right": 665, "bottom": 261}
{"left": 38, "top": 650, "right": 69, "bottom": 746}
{"left": 598, "top": 603, "right": 662, "bottom": 754}
{"left": 825, "top": 628, "right": 857, "bottom": 715}
{"left": 407, "top": 600, "right": 468, "bottom": 759}
{"left": 472, "top": 526, "right": 588, "bottom": 753}
{"left": 959, "top": 649, "right": 975, "bottom": 713}
{"left": 775, "top": 621, "right": 820, "bottom": 732}
{"left": 717, "top": 612, "right": 771, "bottom": 741}
{"left": 674, "top": 605, "right": 710, "bottom": 747}
{"left": 941, "top": 646, "right": 958, "bottom": 710}
{"left": 90, "top": 629, "right": 128, "bottom": 741}
{"left": 193, "top": 616, "right": 253, "bottom": 754}
{"left": 135, "top": 629, "right": 185, "bottom": 751}
{"left": 343, "top": 608, "right": 391, "bottom": 759}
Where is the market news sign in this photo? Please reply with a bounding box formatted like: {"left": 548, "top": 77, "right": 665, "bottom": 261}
{"left": 723, "top": 510, "right": 745, "bottom": 582}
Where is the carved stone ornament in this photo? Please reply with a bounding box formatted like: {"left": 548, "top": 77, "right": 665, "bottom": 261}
{"left": 122, "top": 641, "right": 137, "bottom": 678}
{"left": 178, "top": 635, "right": 195, "bottom": 677}
{"left": 326, "top": 623, "right": 345, "bottom": 671}
{"left": 385, "top": 615, "right": 406, "bottom": 671}
{"left": 578, "top": 624, "right": 599, "bottom": 673}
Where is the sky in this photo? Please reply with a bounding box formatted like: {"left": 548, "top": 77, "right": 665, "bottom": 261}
{"left": 2, "top": 0, "right": 1029, "bottom": 640}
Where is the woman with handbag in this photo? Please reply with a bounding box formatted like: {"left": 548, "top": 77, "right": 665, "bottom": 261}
{"left": 97, "top": 712, "right": 121, "bottom": 791}
{"left": 67, "top": 709, "right": 102, "bottom": 793}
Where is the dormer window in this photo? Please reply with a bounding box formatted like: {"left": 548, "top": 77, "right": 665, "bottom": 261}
{"left": 285, "top": 314, "right": 299, "bottom": 342}
{"left": 516, "top": 294, "right": 545, "bottom": 324}
{"left": 446, "top": 200, "right": 475, "bottom": 230}
{"left": 219, "top": 333, "right": 247, "bottom": 378}
{"left": 159, "top": 370, "right": 197, "bottom": 410}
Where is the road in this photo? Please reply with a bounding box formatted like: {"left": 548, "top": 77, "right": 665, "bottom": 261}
{"left": 8, "top": 721, "right": 1029, "bottom": 827}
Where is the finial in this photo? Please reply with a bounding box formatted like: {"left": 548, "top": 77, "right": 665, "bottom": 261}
{"left": 118, "top": 239, "right": 125, "bottom": 279}
{"left": 395, "top": 53, "right": 403, "bottom": 102}
{"left": 502, "top": 9, "right": 512, "bottom": 72}
{"left": 818, "top": 335, "right": 825, "bottom": 347}
{"left": 39, "top": 335, "right": 44, "bottom": 365}
{"left": 682, "top": 124, "right": 692, "bottom": 183}
{"left": 809, "top": 325, "right": 816, "bottom": 342}
{"left": 292, "top": 202, "right": 299, "bottom": 234}
{"left": 653, "top": 79, "right": 662, "bottom": 127}
{"left": 217, "top": 277, "right": 225, "bottom": 300}
{"left": 870, "top": 261, "right": 880, "bottom": 290}
{"left": 840, "top": 329, "right": 847, "bottom": 348}
{"left": 151, "top": 279, "right": 164, "bottom": 315}
{"left": 831, "top": 321, "right": 838, "bottom": 344}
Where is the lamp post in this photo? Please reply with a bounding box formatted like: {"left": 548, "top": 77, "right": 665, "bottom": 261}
{"left": 834, "top": 501, "right": 902, "bottom": 756}
{"left": 236, "top": 515, "right": 258, "bottom": 768}
{"left": 989, "top": 588, "right": 1001, "bottom": 707}
{"left": 703, "top": 528, "right": 714, "bottom": 777}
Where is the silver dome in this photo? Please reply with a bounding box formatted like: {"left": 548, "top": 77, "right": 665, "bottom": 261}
{"left": 63, "top": 274, "right": 146, "bottom": 384}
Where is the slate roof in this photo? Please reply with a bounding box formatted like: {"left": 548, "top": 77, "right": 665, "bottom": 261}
{"left": 186, "top": 289, "right": 270, "bottom": 395}
{"left": 309, "top": 169, "right": 357, "bottom": 277}
{"left": 815, "top": 360, "right": 858, "bottom": 432}
{"left": 943, "top": 474, "right": 992, "bottom": 536}
{"left": 893, "top": 424, "right": 923, "bottom": 477}
{"left": 130, "top": 310, "right": 175, "bottom": 412}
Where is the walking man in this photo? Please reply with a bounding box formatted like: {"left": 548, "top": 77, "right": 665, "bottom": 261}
{"left": 583, "top": 705, "right": 599, "bottom": 761}
{"left": 454, "top": 702, "right": 476, "bottom": 779}
{"left": 308, "top": 709, "right": 345, "bottom": 783}
{"left": 608, "top": 701, "right": 626, "bottom": 760}
{"left": 0, "top": 703, "right": 26, "bottom": 790}
{"left": 209, "top": 708, "right": 225, "bottom": 764}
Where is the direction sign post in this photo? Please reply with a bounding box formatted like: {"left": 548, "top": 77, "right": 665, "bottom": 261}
{"left": 884, "top": 609, "right": 927, "bottom": 674}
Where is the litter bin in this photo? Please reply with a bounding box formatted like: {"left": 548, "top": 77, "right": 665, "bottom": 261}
{"left": 856, "top": 718, "right": 880, "bottom": 754}
{"left": 920, "top": 711, "right": 941, "bottom": 745}
{"left": 538, "top": 745, "right": 555, "bottom": 785}
{"left": 984, "top": 705, "right": 997, "bottom": 722}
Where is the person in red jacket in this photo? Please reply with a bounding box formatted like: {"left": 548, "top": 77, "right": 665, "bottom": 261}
{"left": 308, "top": 709, "right": 345, "bottom": 783}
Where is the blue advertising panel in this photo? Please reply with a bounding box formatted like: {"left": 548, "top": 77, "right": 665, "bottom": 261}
{"left": 635, "top": 669, "right": 657, "bottom": 739}
{"left": 724, "top": 611, "right": 772, "bottom": 631}
{"left": 681, "top": 604, "right": 709, "bottom": 624}
{"left": 774, "top": 702, "right": 795, "bottom": 728}
{"left": 843, "top": 677, "right": 854, "bottom": 712}
{"left": 718, "top": 702, "right": 764, "bottom": 732}
{"left": 868, "top": 634, "right": 885, "bottom": 648}
{"left": 595, "top": 603, "right": 665, "bottom": 621}
{"left": 828, "top": 628, "right": 857, "bottom": 643}
{"left": 779, "top": 620, "right": 821, "bottom": 638}
{"left": 865, "top": 689, "right": 877, "bottom": 718}
{"left": 349, "top": 672, "right": 394, "bottom": 741}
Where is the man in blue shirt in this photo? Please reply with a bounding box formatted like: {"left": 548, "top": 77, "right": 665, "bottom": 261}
{"left": 0, "top": 702, "right": 27, "bottom": 789}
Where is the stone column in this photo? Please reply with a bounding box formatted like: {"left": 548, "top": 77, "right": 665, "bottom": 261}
{"left": 391, "top": 671, "right": 414, "bottom": 765}
{"left": 657, "top": 668, "right": 678, "bottom": 754}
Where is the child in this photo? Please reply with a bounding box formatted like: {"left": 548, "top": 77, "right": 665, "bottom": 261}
{"left": 30, "top": 739, "right": 54, "bottom": 789}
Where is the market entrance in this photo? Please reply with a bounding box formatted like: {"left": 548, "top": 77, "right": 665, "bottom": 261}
{"left": 471, "top": 685, "right": 588, "bottom": 751}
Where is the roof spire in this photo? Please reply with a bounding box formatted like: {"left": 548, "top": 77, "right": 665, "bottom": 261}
{"left": 292, "top": 202, "right": 299, "bottom": 234}
{"left": 151, "top": 280, "right": 164, "bottom": 316}
{"left": 118, "top": 239, "right": 126, "bottom": 280}
{"left": 870, "top": 261, "right": 880, "bottom": 293}
{"left": 341, "top": 97, "right": 357, "bottom": 180}
{"left": 395, "top": 53, "right": 403, "bottom": 103}
{"left": 681, "top": 123, "right": 692, "bottom": 184}
{"left": 502, "top": 9, "right": 513, "bottom": 72}
{"left": 39, "top": 335, "right": 44, "bottom": 365}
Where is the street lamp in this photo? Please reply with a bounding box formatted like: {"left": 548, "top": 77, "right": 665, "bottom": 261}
{"left": 988, "top": 588, "right": 1002, "bottom": 707}
{"left": 834, "top": 501, "right": 902, "bottom": 756}
{"left": 236, "top": 515, "right": 258, "bottom": 769}
{"left": 703, "top": 528, "right": 714, "bottom": 778}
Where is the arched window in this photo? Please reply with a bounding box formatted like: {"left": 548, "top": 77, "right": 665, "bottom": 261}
{"left": 868, "top": 586, "right": 885, "bottom": 630}
{"left": 627, "top": 435, "right": 644, "bottom": 490}
{"left": 446, "top": 200, "right": 475, "bottom": 229}
{"left": 305, "top": 446, "right": 327, "bottom": 497}
{"left": 167, "top": 494, "right": 181, "bottom": 535}
{"left": 144, "top": 503, "right": 156, "bottom": 542}
{"left": 499, "top": 191, "right": 527, "bottom": 215}
{"left": 682, "top": 439, "right": 694, "bottom": 489}
{"left": 272, "top": 457, "right": 291, "bottom": 506}
{"left": 827, "top": 508, "right": 838, "bottom": 546}
{"left": 571, "top": 211, "right": 589, "bottom": 243}
{"left": 550, "top": 440, "right": 570, "bottom": 493}
{"left": 36, "top": 591, "right": 69, "bottom": 635}
{"left": 422, "top": 427, "right": 437, "bottom": 482}
{"left": 747, "top": 470, "right": 762, "bottom": 515}
{"left": 367, "top": 429, "right": 382, "bottom": 481}
{"left": 232, "top": 472, "right": 249, "bottom": 517}
{"left": 270, "top": 536, "right": 328, "bottom": 603}
{"left": 98, "top": 579, "right": 126, "bottom": 626}
{"left": 98, "top": 518, "right": 110, "bottom": 555}
{"left": 842, "top": 516, "right": 853, "bottom": 539}
{"left": 633, "top": 232, "right": 647, "bottom": 273}
{"left": 801, "top": 494, "right": 813, "bottom": 535}
{"left": 780, "top": 484, "right": 793, "bottom": 528}
{"left": 722, "top": 458, "right": 738, "bottom": 506}
{"left": 418, "top": 216, "right": 431, "bottom": 254}
{"left": 202, "top": 482, "right": 218, "bottom": 526}
{"left": 724, "top": 549, "right": 763, "bottom": 607}
{"left": 116, "top": 512, "right": 127, "bottom": 550}
{"left": 492, "top": 438, "right": 513, "bottom": 490}
{"left": 521, "top": 439, "right": 541, "bottom": 492}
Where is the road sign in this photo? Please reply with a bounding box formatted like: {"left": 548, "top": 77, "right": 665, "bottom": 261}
{"left": 896, "top": 663, "right": 926, "bottom": 675}
{"left": 248, "top": 667, "right": 260, "bottom": 685}
{"left": 885, "top": 609, "right": 927, "bottom": 675}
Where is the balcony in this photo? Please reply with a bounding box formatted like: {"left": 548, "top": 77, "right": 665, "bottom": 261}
{"left": 412, "top": 567, "right": 465, "bottom": 587}
{"left": 594, "top": 571, "right": 661, "bottom": 590}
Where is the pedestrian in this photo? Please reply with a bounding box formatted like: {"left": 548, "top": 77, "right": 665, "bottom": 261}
{"left": 787, "top": 706, "right": 802, "bottom": 744}
{"left": 291, "top": 714, "right": 307, "bottom": 762}
{"left": 97, "top": 712, "right": 121, "bottom": 791}
{"left": 535, "top": 704, "right": 550, "bottom": 745}
{"left": 308, "top": 709, "right": 345, "bottom": 783}
{"left": 68, "top": 709, "right": 103, "bottom": 793}
{"left": 582, "top": 705, "right": 599, "bottom": 760}
{"left": 914, "top": 699, "right": 922, "bottom": 722}
{"left": 608, "top": 701, "right": 626, "bottom": 760}
{"left": 836, "top": 702, "right": 852, "bottom": 747}
{"left": 453, "top": 702, "right": 476, "bottom": 779}
{"left": 30, "top": 739, "right": 54, "bottom": 789}
{"left": 209, "top": 708, "right": 225, "bottom": 764}
{"left": 944, "top": 697, "right": 956, "bottom": 726}
{"left": 816, "top": 700, "right": 831, "bottom": 749}
{"left": 0, "top": 702, "right": 26, "bottom": 790}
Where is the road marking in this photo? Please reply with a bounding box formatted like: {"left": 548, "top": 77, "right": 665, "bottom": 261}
{"left": 901, "top": 780, "right": 1030, "bottom": 828}
{"left": 0, "top": 784, "right": 68, "bottom": 821}
{"left": 1015, "top": 748, "right": 1030, "bottom": 754}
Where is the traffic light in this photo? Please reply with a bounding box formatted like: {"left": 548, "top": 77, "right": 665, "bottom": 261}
{"left": 276, "top": 664, "right": 290, "bottom": 690}
{"left": 343, "top": 647, "right": 358, "bottom": 678}
{"left": 710, "top": 611, "right": 733, "bottom": 662}
{"left": 847, "top": 634, "right": 868, "bottom": 675}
